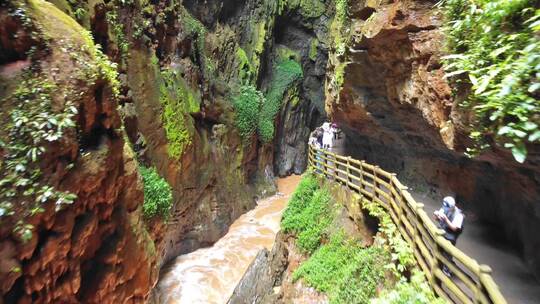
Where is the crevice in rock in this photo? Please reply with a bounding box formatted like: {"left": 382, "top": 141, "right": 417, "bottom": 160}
{"left": 90, "top": 3, "right": 109, "bottom": 54}
{"left": 356, "top": 7, "right": 376, "bottom": 21}
{"left": 0, "top": 9, "right": 32, "bottom": 66}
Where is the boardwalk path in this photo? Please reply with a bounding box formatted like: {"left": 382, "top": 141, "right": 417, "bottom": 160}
{"left": 330, "top": 136, "right": 540, "bottom": 304}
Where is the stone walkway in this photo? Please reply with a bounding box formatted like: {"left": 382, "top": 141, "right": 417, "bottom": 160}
{"left": 328, "top": 135, "right": 540, "bottom": 304}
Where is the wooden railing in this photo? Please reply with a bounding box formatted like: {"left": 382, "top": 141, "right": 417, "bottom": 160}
{"left": 308, "top": 146, "right": 506, "bottom": 304}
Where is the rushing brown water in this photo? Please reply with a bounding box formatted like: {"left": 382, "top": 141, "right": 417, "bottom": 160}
{"left": 153, "top": 175, "right": 301, "bottom": 304}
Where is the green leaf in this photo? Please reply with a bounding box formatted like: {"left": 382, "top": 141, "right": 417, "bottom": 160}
{"left": 511, "top": 143, "right": 527, "bottom": 163}
{"left": 529, "top": 130, "right": 540, "bottom": 142}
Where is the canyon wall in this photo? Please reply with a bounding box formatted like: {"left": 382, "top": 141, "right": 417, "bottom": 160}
{"left": 325, "top": 0, "right": 540, "bottom": 279}
{"left": 1, "top": 0, "right": 330, "bottom": 301}
{"left": 0, "top": 1, "right": 157, "bottom": 302}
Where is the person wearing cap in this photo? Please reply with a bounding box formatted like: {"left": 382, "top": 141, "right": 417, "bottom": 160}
{"left": 434, "top": 196, "right": 464, "bottom": 276}
{"left": 434, "top": 196, "right": 464, "bottom": 245}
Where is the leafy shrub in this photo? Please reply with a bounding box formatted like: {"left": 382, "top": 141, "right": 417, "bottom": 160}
{"left": 371, "top": 270, "right": 445, "bottom": 304}
{"left": 140, "top": 166, "right": 173, "bottom": 219}
{"left": 258, "top": 59, "right": 303, "bottom": 142}
{"left": 281, "top": 174, "right": 332, "bottom": 253}
{"left": 362, "top": 199, "right": 416, "bottom": 275}
{"left": 232, "top": 85, "right": 265, "bottom": 141}
{"left": 441, "top": 0, "right": 540, "bottom": 162}
{"left": 293, "top": 232, "right": 389, "bottom": 304}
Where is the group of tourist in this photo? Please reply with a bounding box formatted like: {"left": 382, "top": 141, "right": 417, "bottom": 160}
{"left": 308, "top": 122, "right": 340, "bottom": 150}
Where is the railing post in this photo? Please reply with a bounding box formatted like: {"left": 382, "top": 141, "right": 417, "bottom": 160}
{"left": 373, "top": 165, "right": 380, "bottom": 202}
{"left": 413, "top": 202, "right": 424, "bottom": 253}
{"left": 308, "top": 146, "right": 313, "bottom": 168}
{"left": 359, "top": 160, "right": 365, "bottom": 192}
{"left": 432, "top": 231, "right": 446, "bottom": 290}
{"left": 346, "top": 157, "right": 352, "bottom": 188}
{"left": 325, "top": 150, "right": 330, "bottom": 179}
{"left": 330, "top": 152, "right": 337, "bottom": 181}
{"left": 476, "top": 265, "right": 492, "bottom": 303}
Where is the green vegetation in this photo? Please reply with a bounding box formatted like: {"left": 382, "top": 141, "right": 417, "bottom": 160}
{"left": 106, "top": 9, "right": 129, "bottom": 60}
{"left": 279, "top": 0, "right": 326, "bottom": 19}
{"left": 371, "top": 270, "right": 445, "bottom": 304}
{"left": 236, "top": 47, "right": 254, "bottom": 85}
{"left": 159, "top": 69, "right": 199, "bottom": 158}
{"left": 294, "top": 232, "right": 388, "bottom": 304}
{"left": 281, "top": 174, "right": 332, "bottom": 252}
{"left": 282, "top": 175, "right": 388, "bottom": 303}
{"left": 140, "top": 166, "right": 173, "bottom": 219}
{"left": 232, "top": 59, "right": 302, "bottom": 143}
{"left": 258, "top": 59, "right": 303, "bottom": 142}
{"left": 328, "top": 0, "right": 350, "bottom": 89}
{"left": 309, "top": 38, "right": 319, "bottom": 61}
{"left": 276, "top": 45, "right": 301, "bottom": 62}
{"left": 181, "top": 7, "right": 215, "bottom": 77}
{"left": 333, "top": 0, "right": 350, "bottom": 56}
{"left": 441, "top": 0, "right": 540, "bottom": 162}
{"left": 232, "top": 85, "right": 265, "bottom": 141}
{"left": 362, "top": 198, "right": 416, "bottom": 275}
{"left": 282, "top": 174, "right": 440, "bottom": 303}
{"left": 0, "top": 75, "right": 78, "bottom": 242}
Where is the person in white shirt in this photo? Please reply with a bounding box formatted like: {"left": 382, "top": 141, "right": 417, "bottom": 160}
{"left": 322, "top": 122, "right": 333, "bottom": 149}
{"left": 434, "top": 196, "right": 464, "bottom": 277}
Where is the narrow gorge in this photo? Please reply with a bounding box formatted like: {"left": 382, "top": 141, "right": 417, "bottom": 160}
{"left": 0, "top": 0, "right": 539, "bottom": 303}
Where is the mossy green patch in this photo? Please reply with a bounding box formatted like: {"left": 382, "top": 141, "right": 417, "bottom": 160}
{"left": 282, "top": 0, "right": 327, "bottom": 19}
{"left": 283, "top": 175, "right": 442, "bottom": 303}
{"left": 282, "top": 174, "right": 388, "bottom": 303}
{"left": 309, "top": 38, "right": 319, "bottom": 61}
{"left": 180, "top": 6, "right": 216, "bottom": 77}
{"left": 276, "top": 45, "right": 301, "bottom": 62}
{"left": 236, "top": 47, "right": 254, "bottom": 85}
{"left": 159, "top": 68, "right": 199, "bottom": 159}
{"left": 258, "top": 59, "right": 303, "bottom": 142}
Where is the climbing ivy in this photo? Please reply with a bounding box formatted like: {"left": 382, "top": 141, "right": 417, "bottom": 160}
{"left": 362, "top": 199, "right": 416, "bottom": 275}
{"left": 258, "top": 59, "right": 303, "bottom": 142}
{"left": 441, "top": 0, "right": 540, "bottom": 162}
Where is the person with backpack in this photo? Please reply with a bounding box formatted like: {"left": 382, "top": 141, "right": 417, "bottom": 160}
{"left": 434, "top": 196, "right": 464, "bottom": 277}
